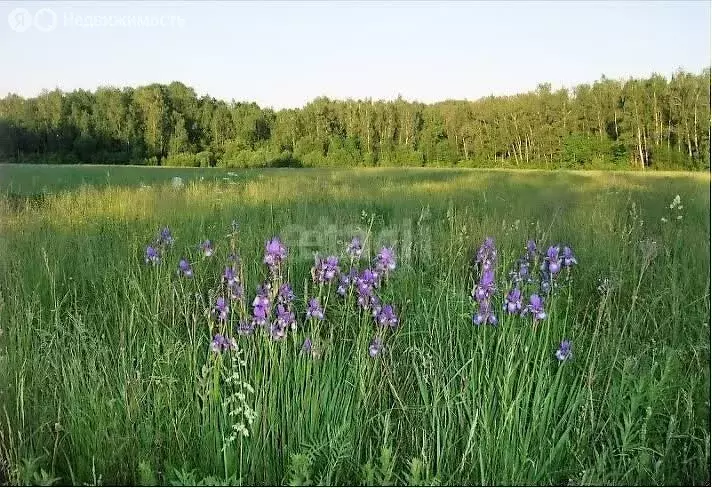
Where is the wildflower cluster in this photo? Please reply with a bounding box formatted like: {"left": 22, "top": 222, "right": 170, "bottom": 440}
{"left": 537, "top": 244, "right": 576, "bottom": 295}
{"left": 144, "top": 226, "right": 174, "bottom": 265}
{"left": 212, "top": 237, "right": 297, "bottom": 344}
{"left": 470, "top": 235, "right": 579, "bottom": 361}
{"left": 261, "top": 238, "right": 298, "bottom": 341}
{"left": 484, "top": 238, "right": 577, "bottom": 327}
{"left": 206, "top": 227, "right": 246, "bottom": 350}
{"left": 196, "top": 232, "right": 401, "bottom": 358}
{"left": 471, "top": 237, "right": 498, "bottom": 326}
{"left": 332, "top": 241, "right": 400, "bottom": 358}
{"left": 311, "top": 255, "right": 340, "bottom": 284}
{"left": 272, "top": 300, "right": 296, "bottom": 340}
{"left": 143, "top": 222, "right": 578, "bottom": 368}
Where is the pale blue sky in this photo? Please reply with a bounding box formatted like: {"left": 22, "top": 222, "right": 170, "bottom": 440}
{"left": 0, "top": 0, "right": 709, "bottom": 109}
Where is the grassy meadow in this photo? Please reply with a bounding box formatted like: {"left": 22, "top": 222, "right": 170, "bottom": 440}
{"left": 0, "top": 165, "right": 709, "bottom": 486}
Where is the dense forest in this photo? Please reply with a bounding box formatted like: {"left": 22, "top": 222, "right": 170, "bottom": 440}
{"left": 0, "top": 68, "right": 709, "bottom": 170}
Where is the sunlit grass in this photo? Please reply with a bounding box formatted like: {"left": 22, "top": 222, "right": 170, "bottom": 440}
{"left": 0, "top": 167, "right": 709, "bottom": 485}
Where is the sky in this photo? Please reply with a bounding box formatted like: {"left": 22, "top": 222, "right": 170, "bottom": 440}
{"left": 0, "top": 0, "right": 709, "bottom": 109}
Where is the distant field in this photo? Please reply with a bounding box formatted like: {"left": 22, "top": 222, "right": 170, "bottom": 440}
{"left": 0, "top": 164, "right": 253, "bottom": 194}
{"left": 0, "top": 165, "right": 709, "bottom": 485}
{"left": 0, "top": 163, "right": 708, "bottom": 195}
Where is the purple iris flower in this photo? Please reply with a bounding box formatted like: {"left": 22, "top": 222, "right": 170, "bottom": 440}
{"left": 337, "top": 273, "right": 351, "bottom": 296}
{"left": 211, "top": 334, "right": 235, "bottom": 353}
{"left": 504, "top": 287, "right": 522, "bottom": 314}
{"left": 235, "top": 320, "right": 255, "bottom": 336}
{"left": 228, "top": 282, "right": 244, "bottom": 301}
{"left": 211, "top": 334, "right": 227, "bottom": 353}
{"left": 275, "top": 304, "right": 296, "bottom": 331}
{"left": 178, "top": 258, "right": 193, "bottom": 278}
{"left": 264, "top": 237, "right": 288, "bottom": 271}
{"left": 476, "top": 237, "right": 497, "bottom": 272}
{"left": 374, "top": 247, "right": 397, "bottom": 274}
{"left": 562, "top": 246, "right": 577, "bottom": 267}
{"left": 526, "top": 294, "right": 547, "bottom": 321}
{"left": 306, "top": 298, "right": 324, "bottom": 320}
{"left": 251, "top": 284, "right": 271, "bottom": 326}
{"left": 471, "top": 238, "right": 498, "bottom": 326}
{"left": 478, "top": 237, "right": 495, "bottom": 256}
{"left": 369, "top": 337, "right": 384, "bottom": 358}
{"left": 278, "top": 283, "right": 295, "bottom": 304}
{"left": 223, "top": 266, "right": 238, "bottom": 286}
{"left": 357, "top": 290, "right": 373, "bottom": 309}
{"left": 252, "top": 304, "right": 269, "bottom": 326}
{"left": 312, "top": 255, "right": 341, "bottom": 284}
{"left": 252, "top": 283, "right": 271, "bottom": 304}
{"left": 356, "top": 279, "right": 373, "bottom": 297}
{"left": 302, "top": 337, "right": 313, "bottom": 354}
{"left": 256, "top": 282, "right": 272, "bottom": 298}
{"left": 347, "top": 237, "right": 363, "bottom": 259}
{"left": 213, "top": 297, "right": 229, "bottom": 322}
{"left": 473, "top": 269, "right": 496, "bottom": 301}
{"left": 200, "top": 240, "right": 214, "bottom": 257}
{"left": 269, "top": 322, "right": 287, "bottom": 341}
{"left": 252, "top": 293, "right": 269, "bottom": 309}
{"left": 376, "top": 304, "right": 399, "bottom": 328}
{"left": 323, "top": 256, "right": 340, "bottom": 281}
{"left": 546, "top": 246, "right": 561, "bottom": 275}
{"left": 360, "top": 268, "right": 380, "bottom": 287}
{"left": 350, "top": 268, "right": 387, "bottom": 312}
{"left": 555, "top": 340, "right": 572, "bottom": 361}
{"left": 158, "top": 227, "right": 174, "bottom": 246}
{"left": 337, "top": 269, "right": 358, "bottom": 296}
{"left": 145, "top": 246, "right": 160, "bottom": 265}
{"left": 473, "top": 300, "right": 498, "bottom": 326}
{"left": 356, "top": 280, "right": 376, "bottom": 310}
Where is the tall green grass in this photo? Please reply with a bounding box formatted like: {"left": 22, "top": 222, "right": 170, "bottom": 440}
{"left": 0, "top": 168, "right": 709, "bottom": 485}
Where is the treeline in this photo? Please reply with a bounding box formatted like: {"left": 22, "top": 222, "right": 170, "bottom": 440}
{"left": 0, "top": 69, "right": 709, "bottom": 170}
